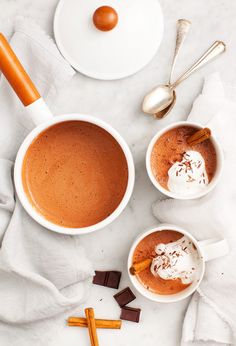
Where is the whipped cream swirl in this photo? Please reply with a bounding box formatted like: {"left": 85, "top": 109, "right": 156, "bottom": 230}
{"left": 151, "top": 236, "right": 200, "bottom": 284}
{"left": 167, "top": 150, "right": 209, "bottom": 196}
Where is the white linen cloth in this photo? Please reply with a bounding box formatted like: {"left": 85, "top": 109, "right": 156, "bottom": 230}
{"left": 153, "top": 73, "right": 236, "bottom": 345}
{"left": 0, "top": 17, "right": 94, "bottom": 346}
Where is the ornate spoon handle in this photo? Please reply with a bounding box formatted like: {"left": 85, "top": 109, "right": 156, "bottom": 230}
{"left": 169, "top": 19, "right": 191, "bottom": 84}
{"left": 171, "top": 41, "right": 226, "bottom": 90}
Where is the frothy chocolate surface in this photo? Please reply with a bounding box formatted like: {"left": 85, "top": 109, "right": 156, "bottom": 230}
{"left": 133, "top": 230, "right": 190, "bottom": 295}
{"left": 22, "top": 121, "right": 128, "bottom": 228}
{"left": 151, "top": 125, "right": 217, "bottom": 191}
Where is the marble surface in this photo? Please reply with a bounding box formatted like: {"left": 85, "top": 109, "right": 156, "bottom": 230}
{"left": 0, "top": 0, "right": 236, "bottom": 345}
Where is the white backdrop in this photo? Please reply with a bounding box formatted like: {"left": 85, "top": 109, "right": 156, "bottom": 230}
{"left": 0, "top": 0, "right": 235, "bottom": 345}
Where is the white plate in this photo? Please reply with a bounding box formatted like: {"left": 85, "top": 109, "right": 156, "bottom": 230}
{"left": 54, "top": 0, "right": 164, "bottom": 80}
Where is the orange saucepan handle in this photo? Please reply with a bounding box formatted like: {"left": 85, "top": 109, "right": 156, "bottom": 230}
{"left": 0, "top": 33, "right": 41, "bottom": 106}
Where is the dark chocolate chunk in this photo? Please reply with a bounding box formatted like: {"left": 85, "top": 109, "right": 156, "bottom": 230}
{"left": 93, "top": 271, "right": 107, "bottom": 286}
{"left": 106, "top": 271, "right": 122, "bottom": 289}
{"left": 120, "top": 306, "right": 141, "bottom": 323}
{"left": 113, "top": 287, "right": 136, "bottom": 307}
{"left": 93, "top": 271, "right": 121, "bottom": 289}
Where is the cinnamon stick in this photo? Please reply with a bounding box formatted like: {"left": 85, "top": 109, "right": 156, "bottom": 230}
{"left": 85, "top": 308, "right": 99, "bottom": 346}
{"left": 67, "top": 317, "right": 122, "bottom": 329}
{"left": 187, "top": 127, "right": 211, "bottom": 146}
{"left": 129, "top": 258, "right": 152, "bottom": 275}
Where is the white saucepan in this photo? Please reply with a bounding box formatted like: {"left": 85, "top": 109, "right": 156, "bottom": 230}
{"left": 0, "top": 33, "right": 135, "bottom": 235}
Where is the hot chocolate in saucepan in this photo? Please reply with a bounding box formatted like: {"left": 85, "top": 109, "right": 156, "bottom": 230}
{"left": 132, "top": 230, "right": 201, "bottom": 295}
{"left": 22, "top": 120, "right": 128, "bottom": 228}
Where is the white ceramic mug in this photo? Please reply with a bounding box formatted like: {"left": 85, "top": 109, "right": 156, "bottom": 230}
{"left": 0, "top": 34, "right": 135, "bottom": 235}
{"left": 146, "top": 121, "right": 224, "bottom": 199}
{"left": 128, "top": 224, "right": 229, "bottom": 303}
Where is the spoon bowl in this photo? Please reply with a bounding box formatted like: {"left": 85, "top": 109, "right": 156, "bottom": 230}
{"left": 142, "top": 84, "right": 174, "bottom": 115}
{"left": 154, "top": 90, "right": 176, "bottom": 119}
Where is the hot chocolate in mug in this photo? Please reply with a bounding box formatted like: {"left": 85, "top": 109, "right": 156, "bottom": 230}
{"left": 128, "top": 224, "right": 229, "bottom": 303}
{"left": 146, "top": 121, "right": 224, "bottom": 200}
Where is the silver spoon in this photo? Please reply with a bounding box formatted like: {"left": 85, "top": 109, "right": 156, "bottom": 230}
{"left": 142, "top": 40, "right": 226, "bottom": 119}
{"left": 153, "top": 19, "right": 191, "bottom": 119}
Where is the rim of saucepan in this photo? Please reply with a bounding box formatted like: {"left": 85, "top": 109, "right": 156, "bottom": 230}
{"left": 146, "top": 121, "right": 224, "bottom": 200}
{"left": 127, "top": 224, "right": 205, "bottom": 303}
{"left": 14, "top": 113, "right": 135, "bottom": 235}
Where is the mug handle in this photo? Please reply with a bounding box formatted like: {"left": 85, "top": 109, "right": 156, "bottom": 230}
{"left": 0, "top": 33, "right": 52, "bottom": 125}
{"left": 198, "top": 238, "right": 229, "bottom": 262}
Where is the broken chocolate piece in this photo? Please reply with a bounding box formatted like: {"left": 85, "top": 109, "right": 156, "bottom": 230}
{"left": 113, "top": 287, "right": 136, "bottom": 307}
{"left": 120, "top": 307, "right": 141, "bottom": 323}
{"left": 93, "top": 271, "right": 107, "bottom": 286}
{"left": 106, "top": 271, "right": 122, "bottom": 289}
{"left": 93, "top": 271, "right": 121, "bottom": 289}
